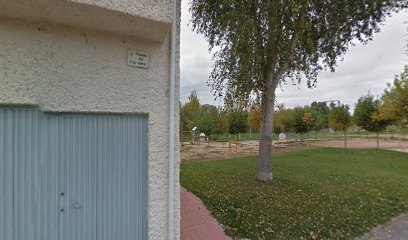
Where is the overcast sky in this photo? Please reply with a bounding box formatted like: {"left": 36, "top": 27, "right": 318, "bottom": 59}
{"left": 180, "top": 2, "right": 408, "bottom": 111}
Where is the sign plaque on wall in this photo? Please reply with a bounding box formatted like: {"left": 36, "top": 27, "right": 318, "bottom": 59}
{"left": 127, "top": 49, "right": 149, "bottom": 69}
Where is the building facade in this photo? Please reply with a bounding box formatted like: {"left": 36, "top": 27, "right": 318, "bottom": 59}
{"left": 0, "top": 0, "right": 180, "bottom": 239}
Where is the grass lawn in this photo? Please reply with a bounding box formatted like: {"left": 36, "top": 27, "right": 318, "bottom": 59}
{"left": 180, "top": 148, "right": 408, "bottom": 239}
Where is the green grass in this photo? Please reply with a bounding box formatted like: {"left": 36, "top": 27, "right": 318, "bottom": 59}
{"left": 181, "top": 148, "right": 408, "bottom": 239}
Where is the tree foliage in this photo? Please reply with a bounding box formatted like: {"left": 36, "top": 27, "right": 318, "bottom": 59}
{"left": 197, "top": 105, "right": 217, "bottom": 135}
{"left": 303, "top": 109, "right": 314, "bottom": 131}
{"left": 248, "top": 105, "right": 261, "bottom": 131}
{"left": 354, "top": 94, "right": 390, "bottom": 132}
{"left": 292, "top": 107, "right": 308, "bottom": 135}
{"left": 198, "top": 105, "right": 229, "bottom": 137}
{"left": 378, "top": 65, "right": 408, "bottom": 127}
{"left": 310, "top": 101, "right": 330, "bottom": 130}
{"left": 180, "top": 90, "right": 202, "bottom": 131}
{"left": 228, "top": 110, "right": 249, "bottom": 135}
{"left": 214, "top": 110, "right": 229, "bottom": 136}
{"left": 273, "top": 105, "right": 294, "bottom": 134}
{"left": 329, "top": 104, "right": 352, "bottom": 148}
{"left": 328, "top": 104, "right": 351, "bottom": 132}
{"left": 312, "top": 112, "right": 326, "bottom": 133}
{"left": 197, "top": 114, "right": 213, "bottom": 135}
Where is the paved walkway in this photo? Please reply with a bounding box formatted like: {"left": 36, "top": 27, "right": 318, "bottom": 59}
{"left": 391, "top": 148, "right": 408, "bottom": 153}
{"left": 181, "top": 187, "right": 231, "bottom": 240}
{"left": 356, "top": 213, "right": 408, "bottom": 240}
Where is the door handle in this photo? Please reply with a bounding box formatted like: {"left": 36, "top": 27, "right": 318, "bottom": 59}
{"left": 72, "top": 201, "right": 82, "bottom": 209}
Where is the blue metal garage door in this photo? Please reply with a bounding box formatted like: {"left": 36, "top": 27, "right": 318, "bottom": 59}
{"left": 0, "top": 109, "right": 148, "bottom": 240}
{"left": 0, "top": 109, "right": 13, "bottom": 240}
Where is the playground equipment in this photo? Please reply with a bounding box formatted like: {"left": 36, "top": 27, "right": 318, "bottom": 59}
{"left": 180, "top": 127, "right": 201, "bottom": 145}
{"left": 199, "top": 132, "right": 207, "bottom": 142}
{"left": 228, "top": 141, "right": 239, "bottom": 155}
{"left": 191, "top": 127, "right": 200, "bottom": 145}
{"left": 278, "top": 132, "right": 287, "bottom": 147}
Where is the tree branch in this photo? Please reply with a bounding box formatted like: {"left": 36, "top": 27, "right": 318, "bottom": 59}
{"left": 275, "top": 29, "right": 300, "bottom": 80}
{"left": 274, "top": 14, "right": 304, "bottom": 84}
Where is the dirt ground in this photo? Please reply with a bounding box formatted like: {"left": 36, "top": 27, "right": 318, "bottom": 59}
{"left": 309, "top": 138, "right": 408, "bottom": 151}
{"left": 181, "top": 141, "right": 315, "bottom": 161}
{"left": 181, "top": 138, "right": 408, "bottom": 161}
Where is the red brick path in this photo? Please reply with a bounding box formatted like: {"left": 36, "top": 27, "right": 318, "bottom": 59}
{"left": 181, "top": 187, "right": 231, "bottom": 240}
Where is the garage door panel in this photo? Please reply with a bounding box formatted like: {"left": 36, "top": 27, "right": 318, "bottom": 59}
{"left": 13, "top": 109, "right": 59, "bottom": 240}
{"left": 58, "top": 115, "right": 98, "bottom": 240}
{"left": 0, "top": 109, "right": 14, "bottom": 240}
{"left": 14, "top": 109, "right": 37, "bottom": 240}
{"left": 97, "top": 116, "right": 148, "bottom": 240}
{"left": 40, "top": 114, "right": 60, "bottom": 240}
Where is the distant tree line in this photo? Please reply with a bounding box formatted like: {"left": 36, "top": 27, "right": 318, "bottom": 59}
{"left": 180, "top": 65, "right": 408, "bottom": 146}
{"left": 180, "top": 91, "right": 249, "bottom": 140}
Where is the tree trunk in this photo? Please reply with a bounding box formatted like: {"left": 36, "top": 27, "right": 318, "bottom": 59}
{"left": 258, "top": 84, "right": 276, "bottom": 181}
{"left": 344, "top": 130, "right": 347, "bottom": 149}
{"left": 376, "top": 131, "right": 380, "bottom": 149}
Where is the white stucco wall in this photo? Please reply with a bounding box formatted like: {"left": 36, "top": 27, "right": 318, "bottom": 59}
{"left": 72, "top": 0, "right": 172, "bottom": 23}
{"left": 0, "top": 0, "right": 172, "bottom": 42}
{"left": 0, "top": 1, "right": 180, "bottom": 238}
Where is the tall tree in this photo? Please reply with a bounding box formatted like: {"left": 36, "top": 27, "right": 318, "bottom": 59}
{"left": 248, "top": 105, "right": 261, "bottom": 132}
{"left": 310, "top": 101, "right": 330, "bottom": 129}
{"left": 311, "top": 112, "right": 325, "bottom": 139}
{"left": 214, "top": 109, "right": 229, "bottom": 137}
{"left": 197, "top": 105, "right": 218, "bottom": 137}
{"left": 310, "top": 102, "right": 330, "bottom": 139}
{"left": 228, "top": 110, "right": 249, "bottom": 137}
{"left": 354, "top": 94, "right": 390, "bottom": 148}
{"left": 329, "top": 104, "right": 352, "bottom": 148}
{"left": 303, "top": 108, "right": 314, "bottom": 132}
{"left": 292, "top": 107, "right": 308, "bottom": 141}
{"left": 201, "top": 104, "right": 217, "bottom": 114}
{"left": 378, "top": 65, "right": 408, "bottom": 127}
{"left": 273, "top": 105, "right": 294, "bottom": 134}
{"left": 190, "top": 0, "right": 406, "bottom": 181}
{"left": 181, "top": 90, "right": 202, "bottom": 131}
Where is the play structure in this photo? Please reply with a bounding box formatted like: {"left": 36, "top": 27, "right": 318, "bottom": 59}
{"left": 228, "top": 141, "right": 240, "bottom": 155}
{"left": 181, "top": 127, "right": 201, "bottom": 145}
